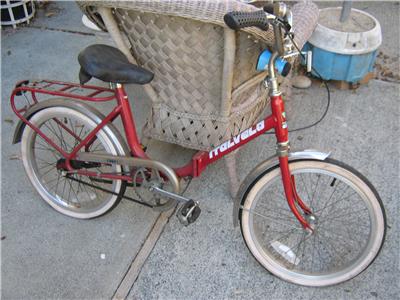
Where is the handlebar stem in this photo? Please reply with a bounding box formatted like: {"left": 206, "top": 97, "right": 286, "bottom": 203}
{"left": 272, "top": 21, "right": 285, "bottom": 56}
{"left": 267, "top": 51, "right": 281, "bottom": 96}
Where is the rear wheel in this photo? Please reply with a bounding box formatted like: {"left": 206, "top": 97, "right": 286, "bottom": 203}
{"left": 21, "top": 106, "right": 126, "bottom": 219}
{"left": 239, "top": 159, "right": 386, "bottom": 286}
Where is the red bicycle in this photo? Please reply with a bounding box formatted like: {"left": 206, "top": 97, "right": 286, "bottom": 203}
{"left": 10, "top": 4, "right": 386, "bottom": 287}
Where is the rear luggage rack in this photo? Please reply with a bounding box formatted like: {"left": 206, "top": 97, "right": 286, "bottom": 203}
{"left": 11, "top": 79, "right": 116, "bottom": 114}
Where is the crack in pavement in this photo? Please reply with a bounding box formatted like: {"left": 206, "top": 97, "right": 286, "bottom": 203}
{"left": 28, "top": 25, "right": 97, "bottom": 36}
{"left": 112, "top": 207, "right": 177, "bottom": 300}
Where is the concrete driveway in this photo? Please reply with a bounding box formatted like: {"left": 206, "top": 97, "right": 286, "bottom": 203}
{"left": 1, "top": 1, "right": 399, "bottom": 299}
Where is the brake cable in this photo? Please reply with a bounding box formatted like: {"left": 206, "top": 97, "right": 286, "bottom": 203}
{"left": 264, "top": 21, "right": 331, "bottom": 134}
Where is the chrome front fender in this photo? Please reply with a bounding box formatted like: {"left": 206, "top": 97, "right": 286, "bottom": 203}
{"left": 232, "top": 150, "right": 330, "bottom": 227}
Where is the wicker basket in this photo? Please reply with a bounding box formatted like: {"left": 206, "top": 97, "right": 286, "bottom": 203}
{"left": 78, "top": 1, "right": 319, "bottom": 196}
{"left": 78, "top": 0, "right": 319, "bottom": 151}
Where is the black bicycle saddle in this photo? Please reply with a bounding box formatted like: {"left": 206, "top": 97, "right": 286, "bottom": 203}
{"left": 78, "top": 44, "right": 154, "bottom": 85}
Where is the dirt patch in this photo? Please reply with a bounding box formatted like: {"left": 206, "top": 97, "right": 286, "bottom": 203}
{"left": 319, "top": 8, "right": 376, "bottom": 33}
{"left": 374, "top": 51, "right": 400, "bottom": 83}
{"left": 35, "top": 1, "right": 62, "bottom": 19}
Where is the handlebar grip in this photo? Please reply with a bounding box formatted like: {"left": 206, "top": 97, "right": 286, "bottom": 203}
{"left": 224, "top": 10, "right": 269, "bottom": 31}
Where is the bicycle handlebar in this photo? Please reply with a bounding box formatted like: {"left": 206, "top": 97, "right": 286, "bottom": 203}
{"left": 224, "top": 4, "right": 291, "bottom": 57}
{"left": 223, "top": 10, "right": 269, "bottom": 31}
{"left": 224, "top": 3, "right": 296, "bottom": 79}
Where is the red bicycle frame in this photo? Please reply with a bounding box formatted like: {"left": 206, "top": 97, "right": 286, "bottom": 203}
{"left": 11, "top": 80, "right": 312, "bottom": 229}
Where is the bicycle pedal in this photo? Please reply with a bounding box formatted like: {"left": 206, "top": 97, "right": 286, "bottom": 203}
{"left": 177, "top": 200, "right": 201, "bottom": 226}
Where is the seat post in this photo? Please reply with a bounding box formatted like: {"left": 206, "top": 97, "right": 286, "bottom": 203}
{"left": 114, "top": 82, "right": 148, "bottom": 159}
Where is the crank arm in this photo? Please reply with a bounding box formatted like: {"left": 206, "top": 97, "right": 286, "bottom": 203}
{"left": 149, "top": 186, "right": 192, "bottom": 204}
{"left": 149, "top": 186, "right": 201, "bottom": 225}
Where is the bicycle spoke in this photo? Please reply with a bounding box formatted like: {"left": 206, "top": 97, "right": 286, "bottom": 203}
{"left": 35, "top": 156, "right": 56, "bottom": 164}
{"left": 312, "top": 235, "right": 343, "bottom": 271}
{"left": 321, "top": 218, "right": 370, "bottom": 229}
{"left": 55, "top": 119, "right": 72, "bottom": 152}
{"left": 66, "top": 177, "right": 80, "bottom": 206}
{"left": 61, "top": 175, "right": 67, "bottom": 199}
{"left": 47, "top": 173, "right": 63, "bottom": 191}
{"left": 319, "top": 207, "right": 369, "bottom": 224}
{"left": 310, "top": 231, "right": 317, "bottom": 272}
{"left": 35, "top": 139, "right": 60, "bottom": 157}
{"left": 318, "top": 193, "right": 360, "bottom": 218}
{"left": 54, "top": 172, "right": 61, "bottom": 195}
{"left": 315, "top": 182, "right": 348, "bottom": 215}
{"left": 242, "top": 207, "right": 303, "bottom": 230}
{"left": 44, "top": 122, "right": 62, "bottom": 145}
{"left": 286, "top": 231, "right": 307, "bottom": 262}
{"left": 299, "top": 173, "right": 312, "bottom": 206}
{"left": 268, "top": 227, "right": 303, "bottom": 244}
{"left": 49, "top": 119, "right": 70, "bottom": 152}
{"left": 37, "top": 162, "right": 55, "bottom": 170}
{"left": 40, "top": 165, "right": 58, "bottom": 179}
{"left": 258, "top": 207, "right": 295, "bottom": 221}
{"left": 310, "top": 173, "right": 321, "bottom": 210}
{"left": 317, "top": 227, "right": 362, "bottom": 248}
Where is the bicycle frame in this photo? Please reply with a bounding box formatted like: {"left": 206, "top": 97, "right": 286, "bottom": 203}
{"left": 11, "top": 78, "right": 312, "bottom": 229}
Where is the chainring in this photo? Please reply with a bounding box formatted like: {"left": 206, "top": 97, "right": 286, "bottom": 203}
{"left": 131, "top": 167, "right": 176, "bottom": 211}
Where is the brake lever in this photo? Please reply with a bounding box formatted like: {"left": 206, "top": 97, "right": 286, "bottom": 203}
{"left": 276, "top": 17, "right": 292, "bottom": 33}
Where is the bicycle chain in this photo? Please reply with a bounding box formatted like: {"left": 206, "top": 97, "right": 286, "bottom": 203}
{"left": 66, "top": 174, "right": 153, "bottom": 208}
{"left": 66, "top": 170, "right": 193, "bottom": 211}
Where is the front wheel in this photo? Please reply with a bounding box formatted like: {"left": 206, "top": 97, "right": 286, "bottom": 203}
{"left": 239, "top": 158, "right": 386, "bottom": 287}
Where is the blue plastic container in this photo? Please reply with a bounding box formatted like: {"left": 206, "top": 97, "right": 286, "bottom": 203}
{"left": 303, "top": 43, "right": 378, "bottom": 83}
{"left": 305, "top": 7, "right": 382, "bottom": 83}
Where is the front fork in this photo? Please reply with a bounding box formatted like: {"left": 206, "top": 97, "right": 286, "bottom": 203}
{"left": 271, "top": 94, "right": 313, "bottom": 231}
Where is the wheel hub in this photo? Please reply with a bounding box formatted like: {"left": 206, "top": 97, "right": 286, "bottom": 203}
{"left": 305, "top": 214, "right": 318, "bottom": 231}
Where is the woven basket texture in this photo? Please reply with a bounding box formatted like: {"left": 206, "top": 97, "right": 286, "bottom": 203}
{"left": 117, "top": 9, "right": 268, "bottom": 149}
{"left": 78, "top": 1, "right": 319, "bottom": 150}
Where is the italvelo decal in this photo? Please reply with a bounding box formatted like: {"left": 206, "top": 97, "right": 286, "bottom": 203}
{"left": 209, "top": 120, "right": 265, "bottom": 159}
